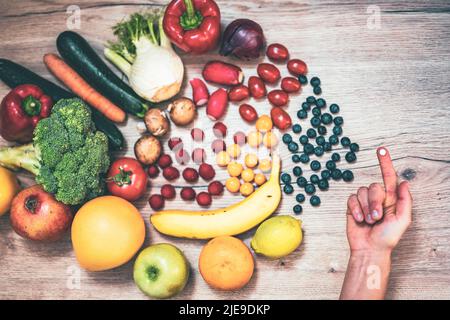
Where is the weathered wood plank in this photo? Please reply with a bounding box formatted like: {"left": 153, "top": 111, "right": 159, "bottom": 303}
{"left": 0, "top": 0, "right": 449, "bottom": 300}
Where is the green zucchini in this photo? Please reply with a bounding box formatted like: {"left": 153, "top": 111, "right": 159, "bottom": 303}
{"left": 90, "top": 109, "right": 125, "bottom": 150}
{"left": 0, "top": 58, "right": 125, "bottom": 150}
{"left": 56, "top": 31, "right": 149, "bottom": 118}
{"left": 0, "top": 58, "right": 72, "bottom": 101}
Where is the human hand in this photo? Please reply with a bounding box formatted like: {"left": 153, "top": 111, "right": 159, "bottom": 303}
{"left": 346, "top": 147, "right": 413, "bottom": 255}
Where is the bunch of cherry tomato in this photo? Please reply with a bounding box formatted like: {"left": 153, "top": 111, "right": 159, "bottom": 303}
{"left": 228, "top": 43, "right": 307, "bottom": 131}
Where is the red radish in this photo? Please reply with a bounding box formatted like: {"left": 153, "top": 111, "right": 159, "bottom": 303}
{"left": 180, "top": 187, "right": 196, "bottom": 201}
{"left": 271, "top": 107, "right": 292, "bottom": 130}
{"left": 208, "top": 181, "right": 224, "bottom": 196}
{"left": 175, "top": 148, "right": 190, "bottom": 165}
{"left": 182, "top": 168, "right": 199, "bottom": 182}
{"left": 190, "top": 78, "right": 209, "bottom": 107}
{"left": 192, "top": 148, "right": 207, "bottom": 164}
{"left": 149, "top": 194, "right": 165, "bottom": 211}
{"left": 268, "top": 89, "right": 289, "bottom": 107}
{"left": 202, "top": 61, "right": 244, "bottom": 86}
{"left": 213, "top": 122, "right": 227, "bottom": 137}
{"left": 287, "top": 59, "right": 308, "bottom": 76}
{"left": 161, "top": 184, "right": 176, "bottom": 200}
{"left": 233, "top": 131, "right": 247, "bottom": 146}
{"left": 168, "top": 137, "right": 183, "bottom": 150}
{"left": 157, "top": 154, "right": 173, "bottom": 168}
{"left": 196, "top": 192, "right": 212, "bottom": 207}
{"left": 266, "top": 43, "right": 289, "bottom": 61}
{"left": 191, "top": 128, "right": 205, "bottom": 142}
{"left": 162, "top": 166, "right": 180, "bottom": 180}
{"left": 199, "top": 163, "right": 216, "bottom": 181}
{"left": 248, "top": 76, "right": 267, "bottom": 99}
{"left": 281, "top": 77, "right": 301, "bottom": 93}
{"left": 228, "top": 85, "right": 250, "bottom": 102}
{"left": 207, "top": 88, "right": 228, "bottom": 120}
{"left": 147, "top": 165, "right": 160, "bottom": 178}
{"left": 211, "top": 139, "right": 226, "bottom": 153}
{"left": 239, "top": 104, "right": 258, "bottom": 123}
{"left": 257, "top": 63, "right": 281, "bottom": 84}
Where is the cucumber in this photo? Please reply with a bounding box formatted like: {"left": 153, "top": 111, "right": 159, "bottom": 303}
{"left": 56, "top": 31, "right": 149, "bottom": 118}
{"left": 0, "top": 58, "right": 72, "bottom": 101}
{"left": 90, "top": 109, "right": 125, "bottom": 150}
{"left": 0, "top": 59, "right": 125, "bottom": 150}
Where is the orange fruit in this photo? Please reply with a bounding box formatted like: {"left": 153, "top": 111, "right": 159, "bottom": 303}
{"left": 71, "top": 196, "right": 145, "bottom": 271}
{"left": 0, "top": 167, "right": 20, "bottom": 216}
{"left": 199, "top": 236, "right": 254, "bottom": 291}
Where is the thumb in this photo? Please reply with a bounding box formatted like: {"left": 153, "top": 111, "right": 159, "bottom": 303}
{"left": 396, "top": 181, "right": 413, "bottom": 227}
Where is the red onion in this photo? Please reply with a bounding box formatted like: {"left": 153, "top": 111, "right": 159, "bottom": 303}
{"left": 220, "top": 19, "right": 265, "bottom": 60}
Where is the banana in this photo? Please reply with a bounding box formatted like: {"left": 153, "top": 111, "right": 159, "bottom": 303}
{"left": 150, "top": 154, "right": 281, "bottom": 239}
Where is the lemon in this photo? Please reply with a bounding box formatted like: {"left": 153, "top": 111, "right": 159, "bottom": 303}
{"left": 251, "top": 216, "right": 302, "bottom": 259}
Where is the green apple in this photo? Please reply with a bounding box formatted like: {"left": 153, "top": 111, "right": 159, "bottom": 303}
{"left": 133, "top": 243, "right": 189, "bottom": 299}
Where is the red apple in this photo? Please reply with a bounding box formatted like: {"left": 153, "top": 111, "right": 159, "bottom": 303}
{"left": 10, "top": 185, "right": 72, "bottom": 241}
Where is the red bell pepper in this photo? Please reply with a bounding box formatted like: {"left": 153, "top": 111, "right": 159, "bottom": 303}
{"left": 0, "top": 84, "right": 52, "bottom": 143}
{"left": 163, "top": 0, "right": 221, "bottom": 54}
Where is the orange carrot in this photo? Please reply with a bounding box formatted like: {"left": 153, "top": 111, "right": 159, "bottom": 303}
{"left": 43, "top": 53, "right": 126, "bottom": 123}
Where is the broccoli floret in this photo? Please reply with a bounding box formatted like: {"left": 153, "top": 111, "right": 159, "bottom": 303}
{"left": 0, "top": 98, "right": 110, "bottom": 206}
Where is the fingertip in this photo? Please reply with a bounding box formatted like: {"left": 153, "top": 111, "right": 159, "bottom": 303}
{"left": 365, "top": 213, "right": 375, "bottom": 224}
{"left": 399, "top": 180, "right": 410, "bottom": 189}
{"left": 377, "top": 147, "right": 388, "bottom": 157}
{"left": 353, "top": 212, "right": 364, "bottom": 223}
{"left": 398, "top": 181, "right": 412, "bottom": 201}
{"left": 371, "top": 209, "right": 383, "bottom": 221}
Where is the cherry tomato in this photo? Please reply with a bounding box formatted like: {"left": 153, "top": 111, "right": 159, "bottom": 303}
{"left": 287, "top": 59, "right": 308, "bottom": 76}
{"left": 107, "top": 157, "right": 148, "bottom": 201}
{"left": 266, "top": 43, "right": 289, "bottom": 61}
{"left": 257, "top": 63, "right": 281, "bottom": 84}
{"left": 281, "top": 77, "right": 301, "bottom": 93}
{"left": 268, "top": 90, "right": 289, "bottom": 107}
{"left": 239, "top": 104, "right": 258, "bottom": 123}
{"left": 271, "top": 107, "right": 292, "bottom": 130}
{"left": 248, "top": 76, "right": 267, "bottom": 99}
{"left": 228, "top": 85, "right": 250, "bottom": 102}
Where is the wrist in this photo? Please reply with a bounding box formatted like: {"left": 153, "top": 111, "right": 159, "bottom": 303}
{"left": 350, "top": 248, "right": 392, "bottom": 261}
{"left": 341, "top": 249, "right": 392, "bottom": 300}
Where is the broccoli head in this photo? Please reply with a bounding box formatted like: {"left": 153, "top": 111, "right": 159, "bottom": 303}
{"left": 0, "top": 98, "right": 110, "bottom": 205}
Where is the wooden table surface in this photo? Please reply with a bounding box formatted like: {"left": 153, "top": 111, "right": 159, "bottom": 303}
{"left": 0, "top": 0, "right": 449, "bottom": 300}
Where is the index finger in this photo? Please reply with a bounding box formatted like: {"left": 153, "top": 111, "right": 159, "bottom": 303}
{"left": 377, "top": 147, "right": 398, "bottom": 207}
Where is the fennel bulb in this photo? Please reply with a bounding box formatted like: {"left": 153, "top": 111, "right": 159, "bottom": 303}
{"left": 105, "top": 12, "right": 184, "bottom": 103}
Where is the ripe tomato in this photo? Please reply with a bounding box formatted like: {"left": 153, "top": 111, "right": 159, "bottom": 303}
{"left": 257, "top": 63, "right": 281, "bottom": 84}
{"left": 228, "top": 85, "right": 250, "bottom": 102}
{"left": 239, "top": 104, "right": 258, "bottom": 123}
{"left": 248, "top": 76, "right": 267, "bottom": 99}
{"left": 271, "top": 107, "right": 292, "bottom": 130}
{"left": 266, "top": 43, "right": 289, "bottom": 61}
{"left": 268, "top": 90, "right": 289, "bottom": 107}
{"left": 107, "top": 157, "right": 148, "bottom": 201}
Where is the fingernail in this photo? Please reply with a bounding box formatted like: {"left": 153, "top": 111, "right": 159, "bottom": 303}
{"left": 367, "top": 213, "right": 373, "bottom": 222}
{"left": 372, "top": 210, "right": 379, "bottom": 219}
{"left": 379, "top": 148, "right": 387, "bottom": 156}
{"left": 356, "top": 213, "right": 364, "bottom": 222}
